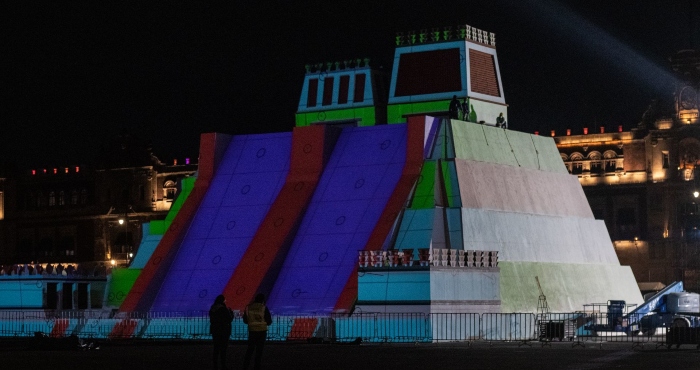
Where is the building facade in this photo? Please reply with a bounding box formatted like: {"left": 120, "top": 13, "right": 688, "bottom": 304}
{"left": 555, "top": 50, "right": 700, "bottom": 292}
{"left": 0, "top": 132, "right": 197, "bottom": 269}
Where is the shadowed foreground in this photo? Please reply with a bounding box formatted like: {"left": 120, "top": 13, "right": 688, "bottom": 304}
{"left": 2, "top": 339, "right": 700, "bottom": 370}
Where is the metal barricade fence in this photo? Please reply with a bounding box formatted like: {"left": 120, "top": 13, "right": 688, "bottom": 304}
{"left": 333, "top": 313, "right": 430, "bottom": 343}
{"left": 0, "top": 310, "right": 675, "bottom": 344}
{"left": 481, "top": 313, "right": 536, "bottom": 342}
{"left": 431, "top": 313, "right": 480, "bottom": 343}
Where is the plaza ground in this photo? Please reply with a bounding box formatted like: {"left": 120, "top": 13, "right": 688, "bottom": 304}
{"left": 2, "top": 338, "right": 700, "bottom": 370}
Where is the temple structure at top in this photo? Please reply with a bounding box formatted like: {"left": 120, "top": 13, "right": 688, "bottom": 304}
{"left": 1, "top": 24, "right": 642, "bottom": 319}
{"left": 295, "top": 25, "right": 506, "bottom": 127}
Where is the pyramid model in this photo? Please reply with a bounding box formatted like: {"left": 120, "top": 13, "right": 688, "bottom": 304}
{"left": 115, "top": 116, "right": 642, "bottom": 315}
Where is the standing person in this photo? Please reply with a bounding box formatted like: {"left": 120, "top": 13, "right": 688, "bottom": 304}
{"left": 210, "top": 294, "right": 234, "bottom": 370}
{"left": 243, "top": 293, "right": 272, "bottom": 370}
{"left": 448, "top": 95, "right": 461, "bottom": 119}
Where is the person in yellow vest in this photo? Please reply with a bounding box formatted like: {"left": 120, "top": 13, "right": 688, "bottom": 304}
{"left": 242, "top": 293, "right": 272, "bottom": 370}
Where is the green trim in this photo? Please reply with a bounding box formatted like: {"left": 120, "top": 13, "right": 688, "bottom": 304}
{"left": 105, "top": 268, "right": 142, "bottom": 307}
{"left": 295, "top": 106, "right": 376, "bottom": 127}
{"left": 150, "top": 176, "right": 196, "bottom": 235}
{"left": 387, "top": 100, "right": 450, "bottom": 124}
{"left": 410, "top": 161, "right": 436, "bottom": 209}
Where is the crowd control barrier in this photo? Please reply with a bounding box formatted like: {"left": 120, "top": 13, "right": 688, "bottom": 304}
{"left": 0, "top": 310, "right": 682, "bottom": 347}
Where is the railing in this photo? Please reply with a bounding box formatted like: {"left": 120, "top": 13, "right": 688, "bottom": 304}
{"left": 0, "top": 310, "right": 684, "bottom": 346}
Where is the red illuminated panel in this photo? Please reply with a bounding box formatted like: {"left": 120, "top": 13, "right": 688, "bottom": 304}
{"left": 223, "top": 125, "right": 333, "bottom": 311}
{"left": 322, "top": 77, "right": 334, "bottom": 106}
{"left": 469, "top": 49, "right": 500, "bottom": 97}
{"left": 395, "top": 49, "right": 462, "bottom": 97}
{"left": 307, "top": 79, "right": 318, "bottom": 108}
{"left": 120, "top": 133, "right": 231, "bottom": 312}
{"left": 338, "top": 75, "right": 350, "bottom": 104}
{"left": 354, "top": 74, "right": 366, "bottom": 102}
{"left": 333, "top": 116, "right": 426, "bottom": 312}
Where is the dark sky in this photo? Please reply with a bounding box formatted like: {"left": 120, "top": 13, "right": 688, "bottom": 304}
{"left": 2, "top": 0, "right": 699, "bottom": 170}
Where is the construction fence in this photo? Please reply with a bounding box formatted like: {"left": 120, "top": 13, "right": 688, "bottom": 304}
{"left": 0, "top": 311, "right": 691, "bottom": 346}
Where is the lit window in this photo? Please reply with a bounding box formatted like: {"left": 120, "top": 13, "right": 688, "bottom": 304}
{"left": 605, "top": 160, "right": 617, "bottom": 172}
{"left": 572, "top": 162, "right": 583, "bottom": 174}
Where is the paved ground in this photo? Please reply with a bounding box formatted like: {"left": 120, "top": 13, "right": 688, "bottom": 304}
{"left": 2, "top": 338, "right": 700, "bottom": 370}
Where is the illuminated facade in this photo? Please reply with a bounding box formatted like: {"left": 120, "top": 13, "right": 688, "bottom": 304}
{"left": 0, "top": 132, "right": 196, "bottom": 268}
{"left": 113, "top": 25, "right": 640, "bottom": 316}
{"left": 555, "top": 49, "right": 700, "bottom": 292}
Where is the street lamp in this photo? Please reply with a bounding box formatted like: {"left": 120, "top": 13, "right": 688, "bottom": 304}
{"left": 694, "top": 191, "right": 699, "bottom": 198}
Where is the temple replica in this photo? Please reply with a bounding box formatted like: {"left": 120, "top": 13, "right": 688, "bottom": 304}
{"left": 1, "top": 25, "right": 643, "bottom": 318}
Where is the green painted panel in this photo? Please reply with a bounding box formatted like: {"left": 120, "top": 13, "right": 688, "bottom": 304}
{"left": 166, "top": 176, "right": 195, "bottom": 222}
{"left": 150, "top": 176, "right": 196, "bottom": 235}
{"left": 452, "top": 121, "right": 566, "bottom": 172}
{"left": 441, "top": 161, "right": 461, "bottom": 207}
{"left": 482, "top": 127, "right": 518, "bottom": 166}
{"left": 410, "top": 161, "right": 436, "bottom": 209}
{"left": 387, "top": 100, "right": 450, "bottom": 124}
{"left": 149, "top": 220, "right": 167, "bottom": 235}
{"left": 295, "top": 107, "right": 377, "bottom": 127}
{"left": 504, "top": 129, "right": 539, "bottom": 169}
{"left": 106, "top": 268, "right": 142, "bottom": 307}
{"left": 499, "top": 261, "right": 642, "bottom": 313}
{"left": 531, "top": 135, "right": 568, "bottom": 173}
{"left": 451, "top": 121, "right": 494, "bottom": 163}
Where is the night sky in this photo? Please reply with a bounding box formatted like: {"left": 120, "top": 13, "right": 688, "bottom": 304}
{"left": 2, "top": 0, "right": 699, "bottom": 170}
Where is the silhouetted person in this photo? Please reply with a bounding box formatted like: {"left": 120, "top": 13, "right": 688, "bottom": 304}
{"left": 243, "top": 293, "right": 272, "bottom": 370}
{"left": 461, "top": 98, "right": 470, "bottom": 121}
{"left": 209, "top": 294, "right": 234, "bottom": 370}
{"left": 449, "top": 95, "right": 461, "bottom": 119}
{"left": 497, "top": 112, "right": 506, "bottom": 129}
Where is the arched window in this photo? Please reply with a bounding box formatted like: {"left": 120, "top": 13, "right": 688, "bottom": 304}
{"left": 570, "top": 152, "right": 584, "bottom": 161}
{"left": 163, "top": 180, "right": 177, "bottom": 201}
{"left": 604, "top": 151, "right": 618, "bottom": 172}
{"left": 49, "top": 191, "right": 56, "bottom": 206}
{"left": 58, "top": 191, "right": 65, "bottom": 206}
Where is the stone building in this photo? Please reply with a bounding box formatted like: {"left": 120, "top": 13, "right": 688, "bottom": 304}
{"left": 555, "top": 50, "right": 700, "bottom": 292}
{"left": 0, "top": 131, "right": 197, "bottom": 268}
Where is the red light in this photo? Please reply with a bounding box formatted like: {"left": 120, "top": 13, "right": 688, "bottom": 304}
{"left": 618, "top": 125, "right": 623, "bottom": 133}
{"left": 31, "top": 170, "right": 36, "bottom": 175}
{"left": 583, "top": 127, "right": 588, "bottom": 135}
{"left": 43, "top": 169, "right": 47, "bottom": 174}
{"left": 566, "top": 129, "right": 571, "bottom": 136}
{"left": 600, "top": 127, "right": 605, "bottom": 134}
{"left": 534, "top": 131, "right": 539, "bottom": 135}
{"left": 53, "top": 168, "right": 57, "bottom": 174}
{"left": 550, "top": 130, "right": 555, "bottom": 137}
{"left": 64, "top": 167, "right": 69, "bottom": 174}
{"left": 173, "top": 159, "right": 178, "bottom": 165}
{"left": 75, "top": 166, "right": 80, "bottom": 173}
